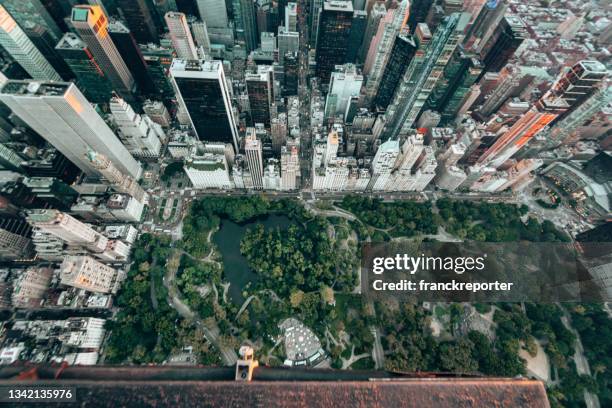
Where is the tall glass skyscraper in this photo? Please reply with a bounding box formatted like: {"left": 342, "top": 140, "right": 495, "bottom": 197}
{"left": 170, "top": 59, "right": 239, "bottom": 151}
{"left": 315, "top": 0, "right": 353, "bottom": 84}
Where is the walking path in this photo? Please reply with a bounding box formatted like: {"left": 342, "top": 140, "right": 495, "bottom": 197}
{"left": 164, "top": 250, "right": 237, "bottom": 365}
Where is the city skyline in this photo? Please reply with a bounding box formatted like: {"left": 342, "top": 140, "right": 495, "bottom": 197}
{"left": 0, "top": 1, "right": 608, "bottom": 406}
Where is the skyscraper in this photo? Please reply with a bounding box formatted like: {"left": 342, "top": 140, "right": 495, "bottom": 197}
{"left": 233, "top": 0, "right": 258, "bottom": 52}
{"left": 382, "top": 14, "right": 469, "bottom": 140}
{"left": 107, "top": 20, "right": 157, "bottom": 97}
{"left": 346, "top": 10, "right": 367, "bottom": 62}
{"left": 60, "top": 255, "right": 119, "bottom": 293}
{"left": 0, "top": 81, "right": 142, "bottom": 179}
{"left": 478, "top": 76, "right": 573, "bottom": 168}
{"left": 373, "top": 30, "right": 417, "bottom": 110}
{"left": 280, "top": 145, "right": 299, "bottom": 190}
{"left": 358, "top": 2, "right": 385, "bottom": 63}
{"left": 109, "top": 97, "right": 163, "bottom": 158}
{"left": 278, "top": 26, "right": 299, "bottom": 63}
{"left": 310, "top": 0, "right": 324, "bottom": 45}
{"left": 245, "top": 129, "right": 264, "bottom": 190}
{"left": 246, "top": 66, "right": 274, "bottom": 127}
{"left": 463, "top": 0, "right": 507, "bottom": 52}
{"left": 190, "top": 21, "right": 211, "bottom": 53}
{"left": 71, "top": 5, "right": 135, "bottom": 101}
{"left": 0, "top": 6, "right": 61, "bottom": 81}
{"left": 165, "top": 12, "right": 198, "bottom": 59}
{"left": 55, "top": 33, "right": 114, "bottom": 104}
{"left": 479, "top": 15, "right": 526, "bottom": 73}
{"left": 115, "top": 0, "right": 161, "bottom": 44}
{"left": 325, "top": 64, "right": 363, "bottom": 120}
{"left": 170, "top": 59, "right": 239, "bottom": 151}
{"left": 547, "top": 60, "right": 608, "bottom": 110}
{"left": 363, "top": 1, "right": 408, "bottom": 102}
{"left": 369, "top": 139, "right": 400, "bottom": 191}
{"left": 407, "top": 0, "right": 433, "bottom": 34}
{"left": 0, "top": 216, "right": 33, "bottom": 260}
{"left": 425, "top": 49, "right": 483, "bottom": 125}
{"left": 0, "top": 0, "right": 62, "bottom": 42}
{"left": 27, "top": 209, "right": 108, "bottom": 254}
{"left": 315, "top": 0, "right": 353, "bottom": 84}
{"left": 285, "top": 2, "right": 297, "bottom": 31}
{"left": 21, "top": 22, "right": 74, "bottom": 81}
{"left": 283, "top": 52, "right": 299, "bottom": 96}
{"left": 196, "top": 0, "right": 229, "bottom": 29}
{"left": 546, "top": 86, "right": 611, "bottom": 145}
{"left": 86, "top": 150, "right": 148, "bottom": 203}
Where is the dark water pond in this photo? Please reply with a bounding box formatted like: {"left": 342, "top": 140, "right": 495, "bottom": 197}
{"left": 212, "top": 215, "right": 292, "bottom": 304}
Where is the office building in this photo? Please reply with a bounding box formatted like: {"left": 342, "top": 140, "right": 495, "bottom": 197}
{"left": 363, "top": 2, "right": 408, "bottom": 101}
{"left": 60, "top": 255, "right": 119, "bottom": 293}
{"left": 234, "top": 0, "right": 258, "bottom": 52}
{"left": 435, "top": 165, "right": 467, "bottom": 191}
{"left": 283, "top": 52, "right": 299, "bottom": 96}
{"left": 184, "top": 151, "right": 233, "bottom": 189}
{"left": 245, "top": 129, "right": 264, "bottom": 189}
{"left": 110, "top": 96, "right": 163, "bottom": 157}
{"left": 196, "top": 0, "right": 229, "bottom": 29}
{"left": 0, "top": 6, "right": 61, "bottom": 81}
{"left": 311, "top": 0, "right": 324, "bottom": 45}
{"left": 23, "top": 177, "right": 78, "bottom": 211}
{"left": 463, "top": 0, "right": 507, "bottom": 52}
{"left": 547, "top": 60, "right": 608, "bottom": 110}
{"left": 407, "top": 0, "right": 433, "bottom": 33}
{"left": 190, "top": 21, "right": 211, "bottom": 53}
{"left": 165, "top": 12, "right": 198, "bottom": 59}
{"left": 55, "top": 33, "right": 114, "bottom": 104}
{"left": 382, "top": 14, "right": 469, "bottom": 140}
{"left": 280, "top": 145, "right": 299, "bottom": 190}
{"left": 271, "top": 114, "right": 288, "bottom": 153}
{"left": 547, "top": 86, "right": 611, "bottom": 144}
{"left": 170, "top": 59, "right": 239, "bottom": 151}
{"left": 285, "top": 2, "right": 297, "bottom": 31}
{"left": 12, "top": 266, "right": 53, "bottom": 308}
{"left": 246, "top": 66, "right": 274, "bottom": 127}
{"left": 373, "top": 31, "right": 417, "bottom": 110}
{"left": 278, "top": 26, "right": 299, "bottom": 63}
{"left": 0, "top": 81, "right": 142, "bottom": 179}
{"left": 0, "top": 143, "right": 23, "bottom": 172}
{"left": 141, "top": 45, "right": 175, "bottom": 102}
{"left": 346, "top": 10, "right": 366, "bottom": 62}
{"left": 27, "top": 209, "right": 108, "bottom": 254}
{"left": 105, "top": 193, "right": 144, "bottom": 222}
{"left": 21, "top": 148, "right": 80, "bottom": 185}
{"left": 71, "top": 5, "right": 135, "bottom": 100}
{"left": 86, "top": 150, "right": 147, "bottom": 203}
{"left": 0, "top": 0, "right": 62, "bottom": 42}
{"left": 107, "top": 20, "right": 157, "bottom": 97}
{"left": 370, "top": 139, "right": 400, "bottom": 191}
{"left": 315, "top": 1, "right": 353, "bottom": 84}
{"left": 0, "top": 216, "right": 33, "bottom": 260}
{"left": 21, "top": 21, "right": 74, "bottom": 81}
{"left": 325, "top": 64, "right": 363, "bottom": 121}
{"left": 115, "top": 0, "right": 160, "bottom": 44}
{"left": 426, "top": 50, "right": 483, "bottom": 125}
{"left": 358, "top": 2, "right": 385, "bottom": 63}
{"left": 143, "top": 100, "right": 171, "bottom": 128}
{"left": 479, "top": 15, "right": 526, "bottom": 73}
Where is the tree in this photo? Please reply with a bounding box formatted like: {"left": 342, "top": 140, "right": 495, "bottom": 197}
{"left": 290, "top": 290, "right": 305, "bottom": 308}
{"left": 320, "top": 285, "right": 335, "bottom": 305}
{"left": 438, "top": 339, "right": 478, "bottom": 373}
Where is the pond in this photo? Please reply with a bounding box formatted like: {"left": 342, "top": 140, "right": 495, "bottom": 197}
{"left": 212, "top": 214, "right": 293, "bottom": 305}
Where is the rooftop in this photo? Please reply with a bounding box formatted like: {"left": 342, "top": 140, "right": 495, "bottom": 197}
{"left": 0, "top": 365, "right": 549, "bottom": 408}
{"left": 0, "top": 81, "right": 70, "bottom": 97}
